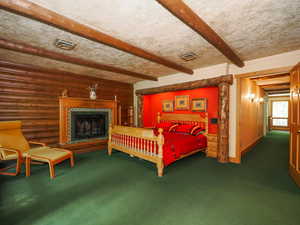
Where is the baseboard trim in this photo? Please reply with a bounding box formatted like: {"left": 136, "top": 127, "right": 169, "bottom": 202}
{"left": 229, "top": 157, "right": 241, "bottom": 164}
{"left": 241, "top": 136, "right": 263, "bottom": 156}
{"left": 289, "top": 165, "right": 300, "bottom": 188}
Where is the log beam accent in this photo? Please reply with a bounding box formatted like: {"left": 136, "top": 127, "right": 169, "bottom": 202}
{"left": 0, "top": 38, "right": 157, "bottom": 81}
{"left": 0, "top": 0, "right": 193, "bottom": 75}
{"left": 137, "top": 94, "right": 144, "bottom": 128}
{"left": 136, "top": 75, "right": 233, "bottom": 163}
{"left": 135, "top": 74, "right": 233, "bottom": 95}
{"left": 156, "top": 0, "right": 244, "bottom": 67}
{"left": 217, "top": 82, "right": 230, "bottom": 163}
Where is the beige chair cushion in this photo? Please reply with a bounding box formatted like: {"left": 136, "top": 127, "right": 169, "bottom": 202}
{"left": 27, "top": 147, "right": 71, "bottom": 162}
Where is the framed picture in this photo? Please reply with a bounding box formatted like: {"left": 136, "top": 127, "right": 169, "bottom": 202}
{"left": 162, "top": 100, "right": 174, "bottom": 112}
{"left": 175, "top": 95, "right": 189, "bottom": 110}
{"left": 191, "top": 98, "right": 207, "bottom": 112}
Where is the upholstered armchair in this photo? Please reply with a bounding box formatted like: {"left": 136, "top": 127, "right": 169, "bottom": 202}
{"left": 0, "top": 121, "right": 46, "bottom": 176}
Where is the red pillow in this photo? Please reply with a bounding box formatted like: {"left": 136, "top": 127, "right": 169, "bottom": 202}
{"left": 191, "top": 127, "right": 205, "bottom": 136}
{"left": 154, "top": 122, "right": 178, "bottom": 134}
{"left": 174, "top": 124, "right": 195, "bottom": 134}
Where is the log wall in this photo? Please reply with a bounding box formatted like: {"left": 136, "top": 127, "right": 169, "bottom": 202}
{"left": 0, "top": 60, "right": 133, "bottom": 148}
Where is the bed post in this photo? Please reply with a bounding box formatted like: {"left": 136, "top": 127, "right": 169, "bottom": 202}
{"left": 157, "top": 128, "right": 164, "bottom": 177}
{"left": 157, "top": 112, "right": 161, "bottom": 123}
{"left": 205, "top": 112, "right": 209, "bottom": 136}
{"left": 108, "top": 123, "right": 113, "bottom": 156}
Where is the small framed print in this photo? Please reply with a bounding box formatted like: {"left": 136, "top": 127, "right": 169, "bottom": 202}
{"left": 191, "top": 98, "right": 207, "bottom": 112}
{"left": 162, "top": 100, "right": 174, "bottom": 112}
{"left": 175, "top": 95, "right": 189, "bottom": 110}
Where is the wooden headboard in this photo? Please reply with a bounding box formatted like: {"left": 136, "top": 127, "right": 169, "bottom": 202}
{"left": 157, "top": 112, "right": 208, "bottom": 135}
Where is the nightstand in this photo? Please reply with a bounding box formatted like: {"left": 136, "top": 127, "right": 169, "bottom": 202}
{"left": 206, "top": 134, "right": 218, "bottom": 158}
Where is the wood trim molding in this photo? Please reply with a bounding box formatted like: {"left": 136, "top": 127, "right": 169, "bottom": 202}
{"left": 136, "top": 74, "right": 233, "bottom": 163}
{"left": 0, "top": 38, "right": 157, "bottom": 81}
{"left": 0, "top": 0, "right": 193, "bottom": 75}
{"left": 289, "top": 165, "right": 300, "bottom": 188}
{"left": 135, "top": 74, "right": 233, "bottom": 95}
{"left": 241, "top": 136, "right": 263, "bottom": 156}
{"left": 234, "top": 66, "right": 293, "bottom": 78}
{"left": 156, "top": 0, "right": 244, "bottom": 67}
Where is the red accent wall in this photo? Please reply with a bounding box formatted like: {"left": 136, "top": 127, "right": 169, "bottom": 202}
{"left": 143, "top": 87, "right": 219, "bottom": 134}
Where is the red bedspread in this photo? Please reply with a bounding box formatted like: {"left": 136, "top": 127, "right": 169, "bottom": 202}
{"left": 162, "top": 132, "right": 207, "bottom": 166}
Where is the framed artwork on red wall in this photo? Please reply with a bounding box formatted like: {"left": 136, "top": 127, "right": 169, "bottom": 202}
{"left": 175, "top": 95, "right": 189, "bottom": 110}
{"left": 191, "top": 98, "right": 207, "bottom": 112}
{"left": 162, "top": 100, "right": 174, "bottom": 112}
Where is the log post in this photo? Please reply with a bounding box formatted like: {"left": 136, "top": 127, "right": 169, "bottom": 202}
{"left": 217, "top": 82, "right": 230, "bottom": 163}
{"left": 157, "top": 128, "right": 164, "bottom": 177}
{"left": 108, "top": 124, "right": 113, "bottom": 156}
{"left": 137, "top": 94, "right": 144, "bottom": 128}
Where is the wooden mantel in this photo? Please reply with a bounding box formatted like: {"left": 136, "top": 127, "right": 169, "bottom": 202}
{"left": 59, "top": 97, "right": 118, "bottom": 151}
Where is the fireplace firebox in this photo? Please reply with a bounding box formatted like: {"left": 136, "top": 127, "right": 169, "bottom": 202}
{"left": 68, "top": 108, "right": 111, "bottom": 144}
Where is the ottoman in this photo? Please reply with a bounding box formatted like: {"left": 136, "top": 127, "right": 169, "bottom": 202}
{"left": 25, "top": 147, "right": 74, "bottom": 179}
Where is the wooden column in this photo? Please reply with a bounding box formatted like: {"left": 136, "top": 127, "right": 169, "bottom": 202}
{"left": 217, "top": 82, "right": 230, "bottom": 162}
{"left": 137, "top": 94, "right": 144, "bottom": 127}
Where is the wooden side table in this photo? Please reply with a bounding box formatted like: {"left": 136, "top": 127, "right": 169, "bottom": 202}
{"left": 206, "top": 134, "right": 218, "bottom": 158}
{"left": 25, "top": 147, "right": 74, "bottom": 179}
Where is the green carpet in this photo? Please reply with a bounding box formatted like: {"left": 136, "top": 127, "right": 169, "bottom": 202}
{"left": 1, "top": 131, "right": 299, "bottom": 225}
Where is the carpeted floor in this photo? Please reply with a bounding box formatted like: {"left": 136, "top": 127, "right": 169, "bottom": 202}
{"left": 1, "top": 131, "right": 299, "bottom": 225}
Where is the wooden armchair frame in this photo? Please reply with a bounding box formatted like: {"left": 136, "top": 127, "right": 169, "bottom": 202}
{"left": 0, "top": 141, "right": 47, "bottom": 176}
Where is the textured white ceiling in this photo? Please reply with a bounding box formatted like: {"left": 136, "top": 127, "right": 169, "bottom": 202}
{"left": 0, "top": 0, "right": 299, "bottom": 83}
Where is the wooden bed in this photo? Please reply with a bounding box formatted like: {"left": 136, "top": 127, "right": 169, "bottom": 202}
{"left": 108, "top": 113, "right": 208, "bottom": 177}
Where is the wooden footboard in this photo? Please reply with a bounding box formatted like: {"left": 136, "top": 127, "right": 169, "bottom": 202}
{"left": 108, "top": 125, "right": 165, "bottom": 176}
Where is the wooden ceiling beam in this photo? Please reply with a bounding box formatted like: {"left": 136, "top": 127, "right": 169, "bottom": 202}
{"left": 156, "top": 0, "right": 244, "bottom": 67}
{"left": 0, "top": 0, "right": 193, "bottom": 75}
{"left": 0, "top": 38, "right": 158, "bottom": 81}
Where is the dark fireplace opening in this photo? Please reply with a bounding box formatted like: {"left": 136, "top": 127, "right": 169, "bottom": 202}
{"left": 70, "top": 111, "right": 109, "bottom": 142}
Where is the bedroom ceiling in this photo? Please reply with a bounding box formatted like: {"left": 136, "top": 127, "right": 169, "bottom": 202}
{"left": 0, "top": 0, "right": 299, "bottom": 83}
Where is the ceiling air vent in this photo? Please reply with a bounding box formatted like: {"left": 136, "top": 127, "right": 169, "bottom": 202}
{"left": 180, "top": 52, "right": 197, "bottom": 61}
{"left": 54, "top": 39, "right": 76, "bottom": 50}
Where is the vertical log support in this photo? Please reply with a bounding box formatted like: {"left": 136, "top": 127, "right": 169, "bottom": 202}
{"left": 218, "top": 82, "right": 230, "bottom": 163}
{"left": 157, "top": 128, "right": 164, "bottom": 177}
{"left": 108, "top": 124, "right": 113, "bottom": 156}
{"left": 137, "top": 94, "right": 144, "bottom": 127}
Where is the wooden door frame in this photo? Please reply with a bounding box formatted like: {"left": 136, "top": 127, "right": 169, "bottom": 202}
{"left": 269, "top": 99, "right": 290, "bottom": 130}
{"left": 235, "top": 66, "right": 292, "bottom": 163}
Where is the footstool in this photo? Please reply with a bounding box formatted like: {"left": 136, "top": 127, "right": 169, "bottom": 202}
{"left": 25, "top": 147, "right": 74, "bottom": 179}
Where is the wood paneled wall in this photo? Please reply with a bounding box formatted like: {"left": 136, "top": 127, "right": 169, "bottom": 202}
{"left": 0, "top": 60, "right": 133, "bottom": 147}
{"left": 238, "top": 78, "right": 264, "bottom": 154}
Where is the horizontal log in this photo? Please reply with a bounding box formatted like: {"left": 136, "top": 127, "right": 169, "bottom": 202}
{"left": 24, "top": 131, "right": 59, "bottom": 139}
{"left": 0, "top": 115, "right": 58, "bottom": 120}
{"left": 29, "top": 137, "right": 59, "bottom": 145}
{"left": 0, "top": 94, "right": 59, "bottom": 102}
{"left": 0, "top": 73, "right": 133, "bottom": 97}
{"left": 22, "top": 126, "right": 58, "bottom": 133}
{"left": 21, "top": 120, "right": 59, "bottom": 127}
{"left": 0, "top": 67, "right": 133, "bottom": 92}
{"left": 0, "top": 102, "right": 57, "bottom": 108}
{"left": 0, "top": 87, "right": 62, "bottom": 97}
{"left": 0, "top": 59, "right": 135, "bottom": 86}
{"left": 136, "top": 75, "right": 233, "bottom": 95}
